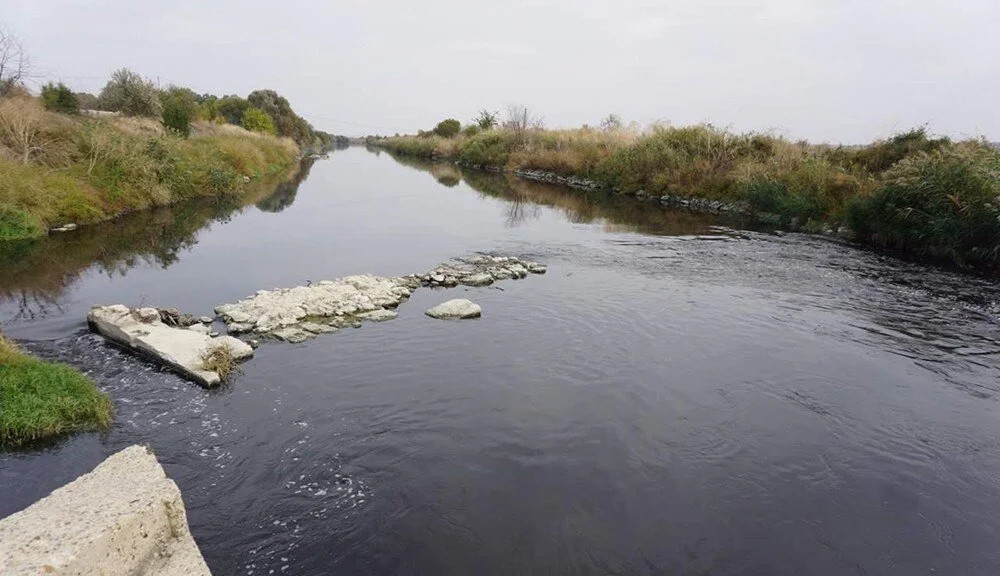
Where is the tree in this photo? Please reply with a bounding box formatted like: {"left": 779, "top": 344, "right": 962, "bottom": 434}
{"left": 433, "top": 118, "right": 461, "bottom": 138}
{"left": 40, "top": 82, "right": 79, "bottom": 114}
{"left": 600, "top": 113, "right": 623, "bottom": 131}
{"left": 0, "top": 28, "right": 29, "bottom": 97}
{"left": 75, "top": 91, "right": 100, "bottom": 110}
{"left": 474, "top": 109, "right": 498, "bottom": 130}
{"left": 247, "top": 89, "right": 315, "bottom": 144}
{"left": 160, "top": 86, "right": 198, "bottom": 136}
{"left": 216, "top": 95, "right": 250, "bottom": 125}
{"left": 99, "top": 68, "right": 161, "bottom": 117}
{"left": 241, "top": 106, "right": 276, "bottom": 134}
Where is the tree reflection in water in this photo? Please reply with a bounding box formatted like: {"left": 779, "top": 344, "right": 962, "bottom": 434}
{"left": 0, "top": 160, "right": 316, "bottom": 320}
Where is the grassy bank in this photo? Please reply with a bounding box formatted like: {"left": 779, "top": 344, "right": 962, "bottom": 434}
{"left": 0, "top": 97, "right": 301, "bottom": 240}
{"left": 374, "top": 125, "right": 1000, "bottom": 272}
{"left": 0, "top": 335, "right": 112, "bottom": 448}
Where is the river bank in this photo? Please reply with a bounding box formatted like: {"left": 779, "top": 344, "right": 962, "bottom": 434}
{"left": 0, "top": 334, "right": 110, "bottom": 447}
{"left": 0, "top": 97, "right": 303, "bottom": 241}
{"left": 371, "top": 125, "right": 1000, "bottom": 273}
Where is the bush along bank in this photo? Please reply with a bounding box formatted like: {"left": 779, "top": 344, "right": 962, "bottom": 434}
{"left": 0, "top": 334, "right": 112, "bottom": 448}
{"left": 0, "top": 96, "right": 302, "bottom": 240}
{"left": 372, "top": 124, "right": 1000, "bottom": 273}
{"left": 0, "top": 63, "right": 350, "bottom": 240}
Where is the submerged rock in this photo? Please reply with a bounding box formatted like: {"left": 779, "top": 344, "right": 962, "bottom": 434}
{"left": 461, "top": 273, "right": 494, "bottom": 287}
{"left": 358, "top": 309, "right": 398, "bottom": 322}
{"left": 88, "top": 304, "right": 253, "bottom": 387}
{"left": 426, "top": 299, "right": 482, "bottom": 319}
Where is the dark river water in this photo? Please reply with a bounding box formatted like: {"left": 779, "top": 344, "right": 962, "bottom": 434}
{"left": 2, "top": 147, "right": 1000, "bottom": 575}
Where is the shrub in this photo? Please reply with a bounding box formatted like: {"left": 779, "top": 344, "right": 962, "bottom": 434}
{"left": 247, "top": 89, "right": 315, "bottom": 145}
{"left": 593, "top": 125, "right": 763, "bottom": 195}
{"left": 459, "top": 131, "right": 513, "bottom": 167}
{"left": 831, "top": 128, "right": 951, "bottom": 174}
{"left": 40, "top": 82, "right": 79, "bottom": 114}
{"left": 433, "top": 118, "right": 461, "bottom": 138}
{"left": 241, "top": 106, "right": 276, "bottom": 134}
{"left": 216, "top": 95, "right": 250, "bottom": 125}
{"left": 99, "top": 68, "right": 161, "bottom": 117}
{"left": 474, "top": 109, "right": 499, "bottom": 130}
{"left": 848, "top": 141, "right": 1000, "bottom": 269}
{"left": 159, "top": 87, "right": 198, "bottom": 137}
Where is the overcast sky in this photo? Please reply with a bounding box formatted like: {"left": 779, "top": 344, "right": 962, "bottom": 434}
{"left": 5, "top": 0, "right": 998, "bottom": 142}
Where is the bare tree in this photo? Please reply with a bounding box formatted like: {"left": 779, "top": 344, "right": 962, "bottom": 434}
{"left": 0, "top": 27, "right": 29, "bottom": 97}
{"left": 503, "top": 104, "right": 543, "bottom": 143}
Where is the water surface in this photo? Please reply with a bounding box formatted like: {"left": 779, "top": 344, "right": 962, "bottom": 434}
{"left": 2, "top": 147, "right": 999, "bottom": 575}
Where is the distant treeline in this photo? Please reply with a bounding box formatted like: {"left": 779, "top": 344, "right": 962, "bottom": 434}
{"left": 373, "top": 107, "right": 1000, "bottom": 274}
{"left": 35, "top": 68, "right": 340, "bottom": 154}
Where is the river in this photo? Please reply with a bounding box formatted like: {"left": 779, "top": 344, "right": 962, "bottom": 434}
{"left": 2, "top": 146, "right": 999, "bottom": 575}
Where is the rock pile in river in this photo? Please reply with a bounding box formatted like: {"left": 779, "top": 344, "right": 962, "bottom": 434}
{"left": 215, "top": 275, "right": 414, "bottom": 343}
{"left": 214, "top": 255, "right": 545, "bottom": 342}
{"left": 400, "top": 255, "right": 547, "bottom": 288}
{"left": 88, "top": 305, "right": 254, "bottom": 387}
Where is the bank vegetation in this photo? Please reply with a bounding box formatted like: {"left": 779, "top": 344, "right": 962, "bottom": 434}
{"left": 0, "top": 59, "right": 337, "bottom": 241}
{"left": 0, "top": 335, "right": 111, "bottom": 448}
{"left": 374, "top": 109, "right": 1000, "bottom": 273}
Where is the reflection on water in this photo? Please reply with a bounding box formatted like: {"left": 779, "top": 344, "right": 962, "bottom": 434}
{"left": 0, "top": 160, "right": 314, "bottom": 319}
{"left": 256, "top": 157, "right": 316, "bottom": 213}
{"left": 383, "top": 151, "right": 736, "bottom": 234}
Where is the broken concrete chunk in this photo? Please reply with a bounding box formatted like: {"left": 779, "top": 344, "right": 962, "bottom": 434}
{"left": 89, "top": 304, "right": 252, "bottom": 387}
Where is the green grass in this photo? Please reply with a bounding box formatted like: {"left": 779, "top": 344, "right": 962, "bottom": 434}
{"left": 0, "top": 335, "right": 112, "bottom": 448}
{"left": 375, "top": 124, "right": 1000, "bottom": 272}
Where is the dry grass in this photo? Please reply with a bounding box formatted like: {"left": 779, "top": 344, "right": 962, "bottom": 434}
{"left": 109, "top": 115, "right": 165, "bottom": 138}
{"left": 0, "top": 96, "right": 301, "bottom": 239}
{"left": 199, "top": 343, "right": 242, "bottom": 381}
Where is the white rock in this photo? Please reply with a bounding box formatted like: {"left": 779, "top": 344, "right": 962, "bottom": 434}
{"left": 89, "top": 305, "right": 253, "bottom": 387}
{"left": 272, "top": 327, "right": 310, "bottom": 343}
{"left": 460, "top": 273, "right": 494, "bottom": 287}
{"left": 199, "top": 316, "right": 213, "bottom": 324}
{"left": 187, "top": 323, "right": 210, "bottom": 335}
{"left": 0, "top": 445, "right": 210, "bottom": 576}
{"left": 526, "top": 262, "right": 547, "bottom": 274}
{"left": 426, "top": 299, "right": 482, "bottom": 319}
{"left": 136, "top": 307, "right": 160, "bottom": 323}
{"left": 215, "top": 275, "right": 411, "bottom": 335}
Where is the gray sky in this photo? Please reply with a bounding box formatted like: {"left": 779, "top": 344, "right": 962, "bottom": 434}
{"left": 6, "top": 0, "right": 998, "bottom": 142}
